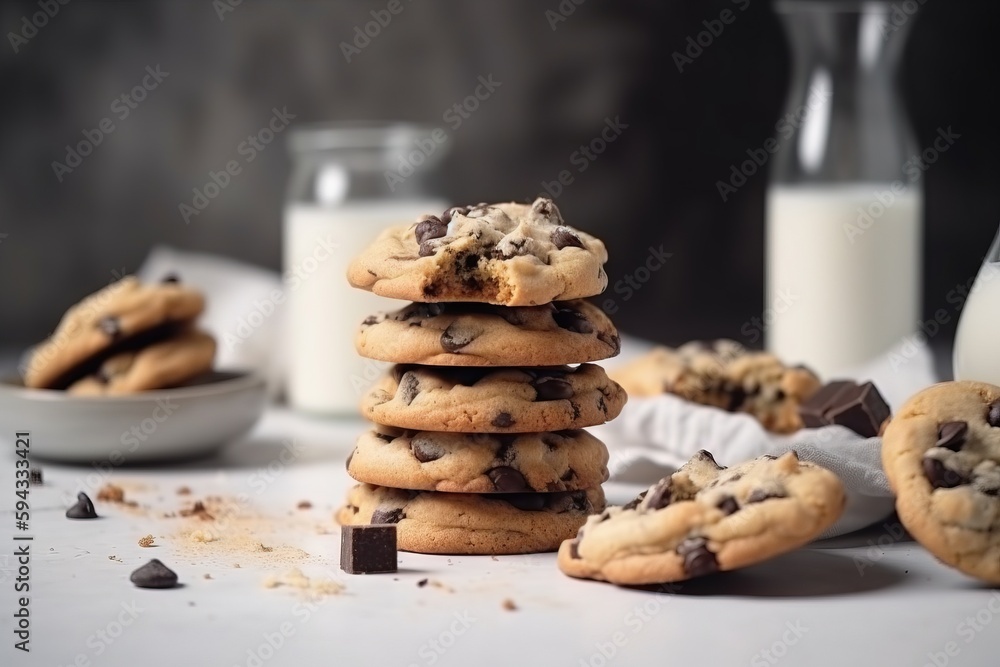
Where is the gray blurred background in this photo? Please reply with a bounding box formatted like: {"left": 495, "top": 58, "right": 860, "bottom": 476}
{"left": 1, "top": 0, "right": 998, "bottom": 366}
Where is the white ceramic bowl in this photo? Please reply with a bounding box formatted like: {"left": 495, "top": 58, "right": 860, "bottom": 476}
{"left": 0, "top": 371, "right": 267, "bottom": 463}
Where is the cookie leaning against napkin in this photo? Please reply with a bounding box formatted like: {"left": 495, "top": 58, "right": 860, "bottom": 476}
{"left": 22, "top": 275, "right": 216, "bottom": 395}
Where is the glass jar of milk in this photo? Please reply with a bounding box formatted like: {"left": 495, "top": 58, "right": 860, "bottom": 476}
{"left": 954, "top": 227, "right": 1000, "bottom": 383}
{"left": 766, "top": 1, "right": 923, "bottom": 377}
{"left": 284, "top": 123, "right": 448, "bottom": 414}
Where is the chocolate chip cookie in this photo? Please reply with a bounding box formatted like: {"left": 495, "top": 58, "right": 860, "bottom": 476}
{"left": 337, "top": 483, "right": 605, "bottom": 554}
{"left": 611, "top": 340, "right": 821, "bottom": 433}
{"left": 347, "top": 197, "right": 608, "bottom": 306}
{"left": 557, "top": 450, "right": 845, "bottom": 585}
{"left": 361, "top": 363, "right": 627, "bottom": 433}
{"left": 68, "top": 328, "right": 216, "bottom": 395}
{"left": 347, "top": 427, "right": 609, "bottom": 493}
{"left": 24, "top": 276, "right": 205, "bottom": 389}
{"left": 357, "top": 300, "right": 620, "bottom": 367}
{"left": 882, "top": 381, "right": 1000, "bottom": 584}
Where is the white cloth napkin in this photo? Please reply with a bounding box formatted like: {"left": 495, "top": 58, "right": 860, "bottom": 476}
{"left": 592, "top": 335, "right": 939, "bottom": 537}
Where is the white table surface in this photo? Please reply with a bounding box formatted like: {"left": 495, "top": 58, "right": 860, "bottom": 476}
{"left": 3, "top": 407, "right": 999, "bottom": 667}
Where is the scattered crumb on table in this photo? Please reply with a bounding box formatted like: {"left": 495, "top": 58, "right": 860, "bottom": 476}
{"left": 263, "top": 568, "right": 345, "bottom": 597}
{"left": 297, "top": 500, "right": 313, "bottom": 510}
{"left": 417, "top": 578, "right": 428, "bottom": 587}
{"left": 204, "top": 573, "right": 213, "bottom": 580}
{"left": 138, "top": 534, "right": 155, "bottom": 547}
{"left": 97, "top": 484, "right": 125, "bottom": 503}
{"left": 177, "top": 486, "right": 192, "bottom": 495}
{"left": 502, "top": 599, "right": 517, "bottom": 611}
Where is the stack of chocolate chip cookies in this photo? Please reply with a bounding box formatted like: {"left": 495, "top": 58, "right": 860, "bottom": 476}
{"left": 23, "top": 275, "right": 216, "bottom": 395}
{"left": 338, "top": 197, "right": 627, "bottom": 555}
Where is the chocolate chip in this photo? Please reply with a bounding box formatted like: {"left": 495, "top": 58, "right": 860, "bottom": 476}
{"left": 97, "top": 316, "right": 122, "bottom": 339}
{"left": 677, "top": 537, "right": 718, "bottom": 578}
{"left": 645, "top": 479, "right": 674, "bottom": 510}
{"left": 532, "top": 376, "right": 574, "bottom": 401}
{"left": 161, "top": 273, "right": 180, "bottom": 284}
{"left": 623, "top": 491, "right": 647, "bottom": 511}
{"left": 551, "top": 227, "right": 584, "bottom": 250}
{"left": 694, "top": 450, "right": 723, "bottom": 469}
{"left": 988, "top": 402, "right": 1000, "bottom": 428}
{"left": 717, "top": 496, "right": 739, "bottom": 515}
{"left": 66, "top": 492, "right": 97, "bottom": 519}
{"left": 746, "top": 489, "right": 785, "bottom": 504}
{"left": 726, "top": 387, "right": 748, "bottom": 412}
{"left": 130, "top": 559, "right": 179, "bottom": 589}
{"left": 397, "top": 372, "right": 420, "bottom": 405}
{"left": 415, "top": 216, "right": 447, "bottom": 244}
{"left": 501, "top": 494, "right": 546, "bottom": 511}
{"left": 569, "top": 491, "right": 589, "bottom": 512}
{"left": 441, "top": 206, "right": 470, "bottom": 224}
{"left": 362, "top": 315, "right": 379, "bottom": 326}
{"left": 410, "top": 435, "right": 444, "bottom": 463}
{"left": 370, "top": 507, "right": 405, "bottom": 524}
{"left": 561, "top": 468, "right": 576, "bottom": 482}
{"left": 373, "top": 431, "right": 394, "bottom": 443}
{"left": 936, "top": 421, "right": 969, "bottom": 452}
{"left": 440, "top": 324, "right": 476, "bottom": 352}
{"left": 923, "top": 458, "right": 968, "bottom": 489}
{"left": 541, "top": 434, "right": 562, "bottom": 451}
{"left": 532, "top": 197, "right": 557, "bottom": 218}
{"left": 492, "top": 412, "right": 515, "bottom": 428}
{"left": 493, "top": 435, "right": 517, "bottom": 463}
{"left": 488, "top": 467, "right": 530, "bottom": 492}
{"left": 569, "top": 402, "right": 581, "bottom": 420}
{"left": 552, "top": 308, "right": 594, "bottom": 334}
{"left": 418, "top": 241, "right": 438, "bottom": 257}
{"left": 340, "top": 525, "right": 397, "bottom": 575}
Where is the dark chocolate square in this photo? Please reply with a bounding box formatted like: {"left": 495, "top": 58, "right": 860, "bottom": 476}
{"left": 340, "top": 525, "right": 397, "bottom": 575}
{"left": 798, "top": 380, "right": 854, "bottom": 428}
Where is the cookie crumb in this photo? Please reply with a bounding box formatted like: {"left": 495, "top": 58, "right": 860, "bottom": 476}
{"left": 180, "top": 500, "right": 214, "bottom": 520}
{"left": 177, "top": 486, "right": 192, "bottom": 495}
{"left": 417, "top": 578, "right": 428, "bottom": 587}
{"left": 204, "top": 573, "right": 213, "bottom": 580}
{"left": 97, "top": 483, "right": 125, "bottom": 503}
{"left": 263, "top": 568, "right": 344, "bottom": 597}
{"left": 297, "top": 500, "right": 313, "bottom": 510}
{"left": 502, "top": 599, "right": 517, "bottom": 611}
{"left": 108, "top": 555, "right": 122, "bottom": 562}
{"left": 189, "top": 530, "right": 216, "bottom": 543}
{"left": 138, "top": 534, "right": 155, "bottom": 548}
{"left": 233, "top": 563, "right": 241, "bottom": 568}
{"left": 258, "top": 543, "right": 274, "bottom": 553}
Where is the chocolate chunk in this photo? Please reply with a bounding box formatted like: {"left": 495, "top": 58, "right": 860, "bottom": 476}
{"left": 541, "top": 434, "right": 562, "bottom": 451}
{"left": 415, "top": 216, "right": 447, "bottom": 244}
{"left": 370, "top": 507, "right": 405, "bottom": 524}
{"left": 29, "top": 468, "right": 43, "bottom": 485}
{"left": 373, "top": 431, "right": 395, "bottom": 443}
{"left": 561, "top": 468, "right": 576, "bottom": 482}
{"left": 988, "top": 402, "right": 1000, "bottom": 428}
{"left": 97, "top": 316, "right": 122, "bottom": 339}
{"left": 936, "top": 421, "right": 969, "bottom": 452}
{"left": 726, "top": 386, "right": 748, "bottom": 412}
{"left": 569, "top": 539, "right": 581, "bottom": 559}
{"left": 746, "top": 489, "right": 785, "bottom": 504}
{"left": 397, "top": 372, "right": 420, "bottom": 405}
{"left": 410, "top": 435, "right": 445, "bottom": 462}
{"left": 440, "top": 206, "right": 469, "bottom": 224}
{"left": 66, "top": 492, "right": 97, "bottom": 519}
{"left": 417, "top": 578, "right": 429, "bottom": 587}
{"left": 488, "top": 467, "right": 530, "bottom": 492}
{"left": 676, "top": 537, "right": 718, "bottom": 578}
{"left": 492, "top": 412, "right": 515, "bottom": 428}
{"left": 340, "top": 525, "right": 397, "bottom": 575}
{"left": 440, "top": 324, "right": 476, "bottom": 352}
{"left": 922, "top": 458, "right": 968, "bottom": 489}
{"left": 161, "top": 273, "right": 180, "bottom": 284}
{"left": 551, "top": 227, "right": 584, "bottom": 250}
{"left": 418, "top": 241, "right": 438, "bottom": 257}
{"left": 552, "top": 308, "right": 594, "bottom": 334}
{"left": 826, "top": 382, "right": 890, "bottom": 437}
{"left": 622, "top": 490, "right": 648, "bottom": 511}
{"left": 501, "top": 493, "right": 546, "bottom": 511}
{"left": 569, "top": 402, "right": 581, "bottom": 420}
{"left": 362, "top": 315, "right": 379, "bottom": 326}
{"left": 569, "top": 491, "right": 589, "bottom": 512}
{"left": 645, "top": 479, "right": 674, "bottom": 510}
{"left": 494, "top": 435, "right": 517, "bottom": 463}
{"left": 717, "top": 495, "right": 739, "bottom": 515}
{"left": 694, "top": 450, "right": 723, "bottom": 469}
{"left": 798, "top": 380, "right": 855, "bottom": 428}
{"left": 533, "top": 376, "right": 574, "bottom": 401}
{"left": 130, "top": 559, "right": 179, "bottom": 589}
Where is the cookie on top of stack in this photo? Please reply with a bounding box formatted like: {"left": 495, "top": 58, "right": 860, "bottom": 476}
{"left": 23, "top": 275, "right": 216, "bottom": 395}
{"left": 338, "top": 197, "right": 627, "bottom": 555}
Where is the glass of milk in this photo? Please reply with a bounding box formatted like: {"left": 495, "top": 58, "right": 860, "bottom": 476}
{"left": 283, "top": 122, "right": 448, "bottom": 415}
{"left": 954, "top": 227, "right": 1000, "bottom": 383}
{"left": 766, "top": 1, "right": 923, "bottom": 378}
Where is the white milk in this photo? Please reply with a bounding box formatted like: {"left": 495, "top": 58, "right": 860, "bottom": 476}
{"left": 765, "top": 184, "right": 922, "bottom": 377}
{"left": 283, "top": 200, "right": 445, "bottom": 414}
{"left": 953, "top": 261, "right": 1000, "bottom": 384}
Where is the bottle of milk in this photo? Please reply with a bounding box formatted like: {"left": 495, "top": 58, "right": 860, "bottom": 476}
{"left": 766, "top": 1, "right": 923, "bottom": 377}
{"left": 283, "top": 123, "right": 447, "bottom": 414}
{"left": 954, "top": 228, "right": 1000, "bottom": 384}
